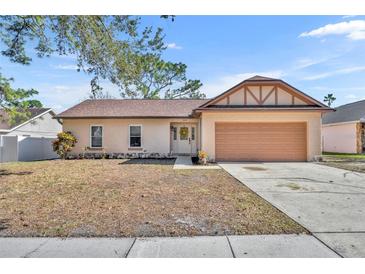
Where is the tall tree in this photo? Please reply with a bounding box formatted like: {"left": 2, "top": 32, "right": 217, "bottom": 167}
{"left": 0, "top": 73, "right": 42, "bottom": 125}
{"left": 324, "top": 93, "right": 336, "bottom": 107}
{"left": 0, "top": 16, "right": 204, "bottom": 116}
{"left": 119, "top": 53, "right": 204, "bottom": 99}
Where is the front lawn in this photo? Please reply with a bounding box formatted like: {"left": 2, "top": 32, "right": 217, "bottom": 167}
{"left": 0, "top": 159, "right": 305, "bottom": 237}
{"left": 323, "top": 152, "right": 365, "bottom": 159}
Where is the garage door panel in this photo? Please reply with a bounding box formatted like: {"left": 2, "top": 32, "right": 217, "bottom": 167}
{"left": 215, "top": 122, "right": 307, "bottom": 161}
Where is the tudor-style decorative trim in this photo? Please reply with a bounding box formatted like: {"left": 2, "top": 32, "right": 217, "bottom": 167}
{"left": 262, "top": 86, "right": 276, "bottom": 104}
{"left": 244, "top": 86, "right": 247, "bottom": 105}
{"left": 246, "top": 87, "right": 261, "bottom": 105}
{"left": 259, "top": 86, "right": 262, "bottom": 103}
{"left": 275, "top": 86, "right": 278, "bottom": 105}
{"left": 197, "top": 76, "right": 330, "bottom": 109}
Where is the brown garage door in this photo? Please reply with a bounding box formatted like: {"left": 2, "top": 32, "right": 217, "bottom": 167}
{"left": 215, "top": 122, "right": 307, "bottom": 161}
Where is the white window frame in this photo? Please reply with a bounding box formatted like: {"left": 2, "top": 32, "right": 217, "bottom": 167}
{"left": 90, "top": 125, "right": 103, "bottom": 148}
{"left": 129, "top": 124, "right": 142, "bottom": 148}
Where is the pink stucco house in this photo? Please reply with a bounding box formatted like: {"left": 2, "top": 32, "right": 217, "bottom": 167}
{"left": 322, "top": 100, "right": 365, "bottom": 154}
{"left": 56, "top": 76, "right": 331, "bottom": 162}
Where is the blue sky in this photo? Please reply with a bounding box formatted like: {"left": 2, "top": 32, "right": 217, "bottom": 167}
{"left": 1, "top": 15, "right": 365, "bottom": 112}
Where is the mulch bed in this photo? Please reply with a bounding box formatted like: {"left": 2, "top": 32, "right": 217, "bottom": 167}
{"left": 0, "top": 159, "right": 306, "bottom": 237}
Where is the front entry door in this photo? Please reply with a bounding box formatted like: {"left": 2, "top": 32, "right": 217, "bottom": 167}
{"left": 172, "top": 124, "right": 197, "bottom": 155}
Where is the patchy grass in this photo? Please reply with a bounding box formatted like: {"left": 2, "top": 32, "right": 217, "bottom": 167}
{"left": 0, "top": 159, "right": 306, "bottom": 237}
{"left": 243, "top": 166, "right": 267, "bottom": 171}
{"left": 320, "top": 152, "right": 365, "bottom": 173}
{"left": 319, "top": 162, "right": 365, "bottom": 173}
{"left": 323, "top": 152, "right": 365, "bottom": 159}
{"left": 276, "top": 182, "right": 302, "bottom": 191}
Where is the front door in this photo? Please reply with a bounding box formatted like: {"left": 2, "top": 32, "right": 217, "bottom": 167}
{"left": 172, "top": 124, "right": 197, "bottom": 155}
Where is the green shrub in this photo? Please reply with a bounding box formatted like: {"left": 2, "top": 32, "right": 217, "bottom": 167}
{"left": 52, "top": 131, "right": 77, "bottom": 159}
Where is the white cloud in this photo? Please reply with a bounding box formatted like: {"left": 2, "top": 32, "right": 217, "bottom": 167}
{"left": 303, "top": 66, "right": 365, "bottom": 80}
{"left": 166, "top": 43, "right": 183, "bottom": 50}
{"left": 342, "top": 15, "right": 357, "bottom": 19}
{"left": 52, "top": 64, "right": 79, "bottom": 70}
{"left": 345, "top": 94, "right": 358, "bottom": 100}
{"left": 344, "top": 93, "right": 365, "bottom": 103}
{"left": 347, "top": 30, "right": 365, "bottom": 40}
{"left": 299, "top": 20, "right": 365, "bottom": 40}
{"left": 294, "top": 58, "right": 329, "bottom": 70}
{"left": 201, "top": 70, "right": 285, "bottom": 98}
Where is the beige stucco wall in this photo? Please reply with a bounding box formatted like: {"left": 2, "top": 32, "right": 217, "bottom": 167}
{"left": 200, "top": 111, "right": 322, "bottom": 161}
{"left": 322, "top": 122, "right": 358, "bottom": 153}
{"left": 62, "top": 118, "right": 199, "bottom": 154}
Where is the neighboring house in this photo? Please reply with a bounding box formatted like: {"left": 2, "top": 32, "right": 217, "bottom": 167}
{"left": 0, "top": 108, "right": 62, "bottom": 163}
{"left": 322, "top": 100, "right": 365, "bottom": 154}
{"left": 0, "top": 108, "right": 62, "bottom": 137}
{"left": 56, "top": 76, "right": 331, "bottom": 162}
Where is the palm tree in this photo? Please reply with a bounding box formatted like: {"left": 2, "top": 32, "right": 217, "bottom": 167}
{"left": 324, "top": 93, "right": 336, "bottom": 107}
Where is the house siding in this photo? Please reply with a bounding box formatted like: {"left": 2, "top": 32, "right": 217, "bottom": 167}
{"left": 62, "top": 118, "right": 200, "bottom": 155}
{"left": 322, "top": 122, "right": 358, "bottom": 153}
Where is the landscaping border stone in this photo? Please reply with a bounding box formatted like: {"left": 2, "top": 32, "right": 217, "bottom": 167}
{"left": 66, "top": 152, "right": 176, "bottom": 160}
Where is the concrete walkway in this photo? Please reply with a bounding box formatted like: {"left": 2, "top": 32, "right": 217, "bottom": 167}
{"left": 0, "top": 234, "right": 338, "bottom": 258}
{"left": 173, "top": 155, "right": 221, "bottom": 170}
{"left": 220, "top": 162, "right": 365, "bottom": 258}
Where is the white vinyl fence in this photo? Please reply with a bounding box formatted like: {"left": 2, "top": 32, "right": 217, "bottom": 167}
{"left": 0, "top": 135, "right": 58, "bottom": 163}
{"left": 0, "top": 135, "right": 18, "bottom": 163}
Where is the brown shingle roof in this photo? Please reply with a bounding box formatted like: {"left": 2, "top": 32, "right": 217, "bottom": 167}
{"left": 245, "top": 75, "right": 279, "bottom": 81}
{"left": 0, "top": 108, "right": 52, "bottom": 130}
{"left": 56, "top": 99, "right": 209, "bottom": 118}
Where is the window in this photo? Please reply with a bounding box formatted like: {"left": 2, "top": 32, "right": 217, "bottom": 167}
{"left": 129, "top": 125, "right": 142, "bottom": 147}
{"left": 191, "top": 127, "right": 195, "bottom": 141}
{"left": 91, "top": 125, "right": 103, "bottom": 148}
{"left": 173, "top": 127, "right": 177, "bottom": 140}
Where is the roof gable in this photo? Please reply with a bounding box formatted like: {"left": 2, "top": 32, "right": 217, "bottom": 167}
{"left": 198, "top": 76, "right": 330, "bottom": 110}
{"left": 0, "top": 108, "right": 53, "bottom": 131}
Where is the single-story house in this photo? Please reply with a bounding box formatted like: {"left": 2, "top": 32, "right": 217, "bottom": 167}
{"left": 0, "top": 108, "right": 62, "bottom": 137}
{"left": 0, "top": 108, "right": 62, "bottom": 162}
{"left": 322, "top": 100, "right": 365, "bottom": 154}
{"left": 56, "top": 76, "right": 331, "bottom": 162}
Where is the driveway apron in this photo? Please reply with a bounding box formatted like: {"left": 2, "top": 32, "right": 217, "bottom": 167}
{"left": 219, "top": 162, "right": 365, "bottom": 257}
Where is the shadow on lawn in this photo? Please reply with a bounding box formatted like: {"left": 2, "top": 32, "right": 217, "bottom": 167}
{"left": 0, "top": 169, "right": 33, "bottom": 177}
{"left": 0, "top": 219, "right": 10, "bottom": 231}
{"left": 119, "top": 159, "right": 176, "bottom": 165}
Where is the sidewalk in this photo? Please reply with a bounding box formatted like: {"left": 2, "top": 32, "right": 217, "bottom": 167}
{"left": 0, "top": 234, "right": 339, "bottom": 258}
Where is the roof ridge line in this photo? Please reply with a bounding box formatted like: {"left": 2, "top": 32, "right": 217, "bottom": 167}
{"left": 334, "top": 98, "right": 365, "bottom": 108}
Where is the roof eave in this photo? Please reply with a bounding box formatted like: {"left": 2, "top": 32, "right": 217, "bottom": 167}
{"left": 54, "top": 115, "right": 198, "bottom": 119}
{"left": 194, "top": 107, "right": 333, "bottom": 112}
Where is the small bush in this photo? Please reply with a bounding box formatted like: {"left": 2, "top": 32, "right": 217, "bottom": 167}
{"left": 198, "top": 150, "right": 208, "bottom": 160}
{"left": 52, "top": 131, "right": 77, "bottom": 159}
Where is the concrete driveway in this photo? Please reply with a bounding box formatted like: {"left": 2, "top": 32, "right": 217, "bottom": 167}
{"left": 219, "top": 162, "right": 365, "bottom": 257}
